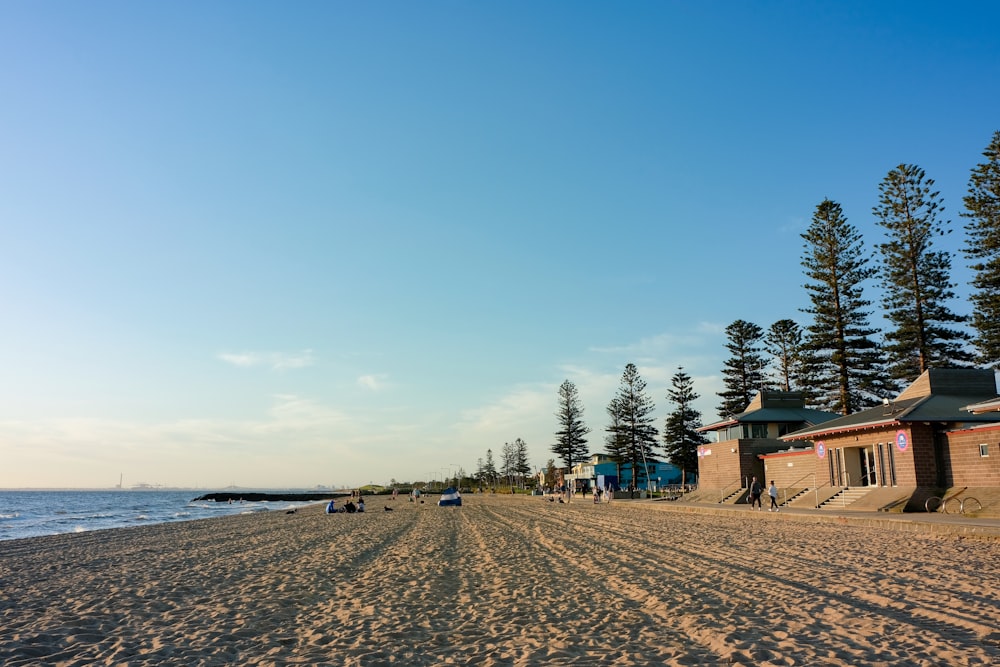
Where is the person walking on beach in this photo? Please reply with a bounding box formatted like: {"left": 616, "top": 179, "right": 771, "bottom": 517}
{"left": 768, "top": 480, "right": 779, "bottom": 512}
{"left": 749, "top": 476, "right": 763, "bottom": 510}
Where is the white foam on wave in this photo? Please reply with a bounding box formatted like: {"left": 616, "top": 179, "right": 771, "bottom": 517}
{"left": 241, "top": 507, "right": 269, "bottom": 514}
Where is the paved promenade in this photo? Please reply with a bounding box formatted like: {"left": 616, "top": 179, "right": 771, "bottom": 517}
{"left": 648, "top": 497, "right": 1000, "bottom": 540}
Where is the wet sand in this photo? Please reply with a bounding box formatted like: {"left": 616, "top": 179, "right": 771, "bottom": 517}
{"left": 1, "top": 494, "right": 998, "bottom": 666}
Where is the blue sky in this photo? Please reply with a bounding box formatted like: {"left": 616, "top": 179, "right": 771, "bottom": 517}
{"left": 1, "top": 2, "right": 998, "bottom": 489}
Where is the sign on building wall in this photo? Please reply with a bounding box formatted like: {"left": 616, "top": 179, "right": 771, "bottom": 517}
{"left": 816, "top": 441, "right": 826, "bottom": 459}
{"left": 895, "top": 430, "right": 908, "bottom": 452}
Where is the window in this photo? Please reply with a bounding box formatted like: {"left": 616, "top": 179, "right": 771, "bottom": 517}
{"left": 980, "top": 444, "right": 990, "bottom": 458}
{"left": 751, "top": 423, "right": 768, "bottom": 438}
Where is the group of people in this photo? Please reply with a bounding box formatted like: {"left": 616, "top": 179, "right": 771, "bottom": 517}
{"left": 541, "top": 485, "right": 615, "bottom": 504}
{"left": 747, "top": 477, "right": 779, "bottom": 511}
{"left": 325, "top": 495, "right": 366, "bottom": 514}
{"left": 592, "top": 486, "right": 614, "bottom": 503}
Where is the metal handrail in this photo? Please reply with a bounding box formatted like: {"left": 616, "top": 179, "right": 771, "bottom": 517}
{"left": 813, "top": 473, "right": 852, "bottom": 508}
{"left": 719, "top": 478, "right": 742, "bottom": 503}
{"left": 780, "top": 472, "right": 814, "bottom": 506}
{"left": 814, "top": 475, "right": 829, "bottom": 508}
{"left": 835, "top": 472, "right": 852, "bottom": 507}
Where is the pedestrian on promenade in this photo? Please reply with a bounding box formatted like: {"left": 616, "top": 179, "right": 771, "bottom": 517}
{"left": 768, "top": 480, "right": 779, "bottom": 512}
{"left": 749, "top": 477, "right": 763, "bottom": 511}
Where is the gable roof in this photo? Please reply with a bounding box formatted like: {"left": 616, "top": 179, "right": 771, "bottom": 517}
{"left": 897, "top": 367, "right": 998, "bottom": 400}
{"left": 698, "top": 390, "right": 840, "bottom": 433}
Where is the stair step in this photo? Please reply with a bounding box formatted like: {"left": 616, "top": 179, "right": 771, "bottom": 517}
{"left": 818, "top": 488, "right": 871, "bottom": 509}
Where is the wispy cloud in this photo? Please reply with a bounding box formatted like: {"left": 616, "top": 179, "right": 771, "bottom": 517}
{"left": 218, "top": 352, "right": 258, "bottom": 367}
{"left": 588, "top": 331, "right": 708, "bottom": 357}
{"left": 218, "top": 349, "right": 316, "bottom": 371}
{"left": 455, "top": 383, "right": 553, "bottom": 437}
{"left": 357, "top": 374, "right": 389, "bottom": 391}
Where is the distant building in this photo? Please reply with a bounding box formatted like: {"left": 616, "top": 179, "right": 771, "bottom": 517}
{"left": 563, "top": 454, "right": 683, "bottom": 493}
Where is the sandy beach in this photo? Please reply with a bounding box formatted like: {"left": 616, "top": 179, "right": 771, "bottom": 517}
{"left": 1, "top": 494, "right": 998, "bottom": 666}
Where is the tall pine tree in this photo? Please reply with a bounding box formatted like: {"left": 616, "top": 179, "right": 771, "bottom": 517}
{"left": 662, "top": 367, "right": 708, "bottom": 482}
{"left": 552, "top": 380, "right": 591, "bottom": 471}
{"left": 874, "top": 164, "right": 972, "bottom": 381}
{"left": 801, "top": 198, "right": 887, "bottom": 414}
{"left": 482, "top": 449, "right": 498, "bottom": 487}
{"left": 716, "top": 319, "right": 769, "bottom": 418}
{"left": 610, "top": 363, "right": 659, "bottom": 494}
{"left": 513, "top": 438, "right": 531, "bottom": 488}
{"left": 764, "top": 319, "right": 804, "bottom": 392}
{"left": 604, "top": 397, "right": 627, "bottom": 486}
{"left": 962, "top": 131, "right": 1000, "bottom": 369}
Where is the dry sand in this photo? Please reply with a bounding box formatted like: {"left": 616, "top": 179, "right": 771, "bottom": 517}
{"left": 1, "top": 494, "right": 998, "bottom": 666}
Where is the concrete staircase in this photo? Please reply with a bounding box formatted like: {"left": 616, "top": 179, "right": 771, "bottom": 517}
{"left": 779, "top": 487, "right": 810, "bottom": 507}
{"left": 817, "top": 487, "right": 871, "bottom": 510}
{"left": 720, "top": 488, "right": 746, "bottom": 504}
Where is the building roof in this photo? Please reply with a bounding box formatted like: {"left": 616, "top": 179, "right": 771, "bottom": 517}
{"left": 964, "top": 396, "right": 1000, "bottom": 414}
{"left": 698, "top": 391, "right": 840, "bottom": 432}
{"left": 782, "top": 368, "right": 1000, "bottom": 441}
{"left": 896, "top": 367, "right": 997, "bottom": 400}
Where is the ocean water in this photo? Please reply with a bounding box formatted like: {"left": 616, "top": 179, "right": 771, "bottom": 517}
{"left": 0, "top": 490, "right": 323, "bottom": 542}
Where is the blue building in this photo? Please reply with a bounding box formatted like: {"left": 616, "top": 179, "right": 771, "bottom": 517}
{"left": 565, "top": 455, "right": 684, "bottom": 492}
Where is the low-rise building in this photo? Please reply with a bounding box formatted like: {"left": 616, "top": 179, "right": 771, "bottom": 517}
{"left": 775, "top": 368, "right": 1000, "bottom": 510}
{"left": 695, "top": 391, "right": 840, "bottom": 494}
{"left": 563, "top": 454, "right": 683, "bottom": 493}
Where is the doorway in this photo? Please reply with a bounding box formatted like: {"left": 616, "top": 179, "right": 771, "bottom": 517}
{"left": 860, "top": 447, "right": 878, "bottom": 487}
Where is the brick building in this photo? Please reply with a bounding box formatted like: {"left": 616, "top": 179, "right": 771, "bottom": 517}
{"left": 777, "top": 368, "right": 1000, "bottom": 506}
{"left": 695, "top": 391, "right": 839, "bottom": 493}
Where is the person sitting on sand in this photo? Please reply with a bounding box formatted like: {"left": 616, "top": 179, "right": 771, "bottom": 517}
{"left": 325, "top": 499, "right": 336, "bottom": 514}
{"left": 344, "top": 500, "right": 357, "bottom": 514}
{"left": 357, "top": 499, "right": 366, "bottom": 512}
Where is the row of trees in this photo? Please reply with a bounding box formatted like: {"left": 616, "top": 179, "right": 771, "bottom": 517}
{"left": 475, "top": 363, "right": 708, "bottom": 493}
{"left": 474, "top": 438, "right": 531, "bottom": 489}
{"left": 719, "top": 132, "right": 1000, "bottom": 416}
{"left": 552, "top": 365, "right": 707, "bottom": 489}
